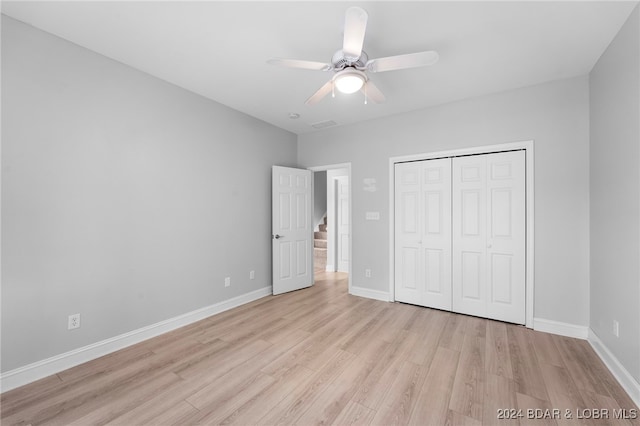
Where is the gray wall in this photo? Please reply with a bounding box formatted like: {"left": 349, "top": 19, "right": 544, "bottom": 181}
{"left": 313, "top": 171, "right": 327, "bottom": 231}
{"left": 589, "top": 4, "right": 640, "bottom": 382}
{"left": 298, "top": 76, "right": 591, "bottom": 327}
{"left": 1, "top": 16, "right": 297, "bottom": 372}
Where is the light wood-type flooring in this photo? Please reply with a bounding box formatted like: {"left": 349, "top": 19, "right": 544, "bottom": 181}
{"left": 2, "top": 272, "right": 639, "bottom": 425}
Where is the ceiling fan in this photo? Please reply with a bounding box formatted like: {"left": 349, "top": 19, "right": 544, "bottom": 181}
{"left": 267, "top": 6, "right": 439, "bottom": 105}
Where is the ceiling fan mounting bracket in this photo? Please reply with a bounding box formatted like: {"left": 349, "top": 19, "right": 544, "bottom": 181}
{"left": 331, "top": 49, "right": 368, "bottom": 71}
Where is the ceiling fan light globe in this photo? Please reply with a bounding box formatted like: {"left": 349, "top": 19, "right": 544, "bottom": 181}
{"left": 335, "top": 73, "right": 365, "bottom": 94}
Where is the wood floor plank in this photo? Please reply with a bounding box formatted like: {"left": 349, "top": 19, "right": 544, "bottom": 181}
{"left": 2, "top": 340, "right": 206, "bottom": 425}
{"left": 569, "top": 337, "right": 640, "bottom": 415}
{"left": 446, "top": 409, "right": 483, "bottom": 426}
{"left": 184, "top": 372, "right": 276, "bottom": 424}
{"left": 173, "top": 338, "right": 270, "bottom": 380}
{"left": 2, "top": 271, "right": 637, "bottom": 426}
{"left": 579, "top": 389, "right": 638, "bottom": 426}
{"left": 256, "top": 348, "right": 356, "bottom": 425}
{"left": 0, "top": 373, "right": 64, "bottom": 416}
{"left": 438, "top": 311, "right": 466, "bottom": 351}
{"left": 66, "top": 372, "right": 183, "bottom": 426}
{"left": 408, "top": 346, "right": 460, "bottom": 426}
{"left": 449, "top": 332, "right": 486, "bottom": 421}
{"left": 539, "top": 362, "right": 586, "bottom": 409}
{"left": 105, "top": 379, "right": 201, "bottom": 425}
{"left": 486, "top": 320, "right": 513, "bottom": 378}
{"left": 407, "top": 308, "right": 448, "bottom": 367}
{"left": 340, "top": 306, "right": 394, "bottom": 354}
{"left": 217, "top": 364, "right": 315, "bottom": 425}
{"left": 331, "top": 400, "right": 376, "bottom": 426}
{"left": 507, "top": 324, "right": 550, "bottom": 402}
{"left": 294, "top": 336, "right": 390, "bottom": 425}
{"left": 532, "top": 328, "right": 564, "bottom": 368}
{"left": 554, "top": 335, "right": 612, "bottom": 397}
{"left": 142, "top": 400, "right": 200, "bottom": 426}
{"left": 515, "top": 392, "right": 559, "bottom": 426}
{"left": 482, "top": 373, "right": 519, "bottom": 426}
{"left": 352, "top": 329, "right": 421, "bottom": 410}
{"left": 370, "top": 361, "right": 426, "bottom": 426}
{"left": 259, "top": 318, "right": 346, "bottom": 377}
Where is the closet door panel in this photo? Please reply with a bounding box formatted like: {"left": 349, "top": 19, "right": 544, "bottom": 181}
{"left": 421, "top": 159, "right": 452, "bottom": 310}
{"left": 452, "top": 151, "right": 525, "bottom": 324}
{"left": 394, "top": 158, "right": 451, "bottom": 309}
{"left": 395, "top": 163, "right": 422, "bottom": 304}
{"left": 453, "top": 156, "right": 487, "bottom": 317}
{"left": 486, "top": 151, "right": 525, "bottom": 324}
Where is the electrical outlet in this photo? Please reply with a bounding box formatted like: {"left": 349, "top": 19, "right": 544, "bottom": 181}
{"left": 365, "top": 269, "right": 371, "bottom": 278}
{"left": 613, "top": 320, "right": 620, "bottom": 337}
{"left": 68, "top": 314, "right": 81, "bottom": 330}
{"left": 249, "top": 270, "right": 255, "bottom": 280}
{"left": 224, "top": 277, "right": 231, "bottom": 287}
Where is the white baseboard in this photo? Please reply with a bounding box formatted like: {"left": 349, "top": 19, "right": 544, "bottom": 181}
{"left": 0, "top": 286, "right": 272, "bottom": 393}
{"left": 533, "top": 317, "right": 589, "bottom": 339}
{"left": 326, "top": 264, "right": 335, "bottom": 272}
{"left": 350, "top": 285, "right": 390, "bottom": 302}
{"left": 588, "top": 329, "right": 640, "bottom": 408}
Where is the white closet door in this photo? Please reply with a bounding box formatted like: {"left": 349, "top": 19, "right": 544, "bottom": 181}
{"left": 452, "top": 151, "right": 525, "bottom": 324}
{"left": 395, "top": 158, "right": 452, "bottom": 310}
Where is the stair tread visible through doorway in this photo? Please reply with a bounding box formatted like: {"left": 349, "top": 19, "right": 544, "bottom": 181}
{"left": 314, "top": 231, "right": 327, "bottom": 240}
{"left": 314, "top": 239, "right": 327, "bottom": 249}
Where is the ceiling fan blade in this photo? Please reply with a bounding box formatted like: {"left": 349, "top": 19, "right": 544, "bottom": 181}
{"left": 366, "top": 51, "right": 439, "bottom": 73}
{"left": 342, "top": 6, "right": 368, "bottom": 61}
{"left": 305, "top": 80, "right": 334, "bottom": 105}
{"left": 267, "top": 58, "right": 332, "bottom": 71}
{"left": 362, "top": 80, "right": 386, "bottom": 104}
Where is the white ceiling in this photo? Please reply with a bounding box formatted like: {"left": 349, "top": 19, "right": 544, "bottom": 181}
{"left": 2, "top": 1, "right": 637, "bottom": 135}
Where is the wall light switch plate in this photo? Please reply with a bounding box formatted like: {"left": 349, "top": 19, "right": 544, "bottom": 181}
{"left": 365, "top": 212, "right": 380, "bottom": 220}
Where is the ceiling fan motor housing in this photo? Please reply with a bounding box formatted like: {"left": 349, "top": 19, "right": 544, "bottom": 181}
{"left": 332, "top": 50, "right": 368, "bottom": 70}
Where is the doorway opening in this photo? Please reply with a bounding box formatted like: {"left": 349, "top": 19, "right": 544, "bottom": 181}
{"left": 309, "top": 164, "right": 352, "bottom": 290}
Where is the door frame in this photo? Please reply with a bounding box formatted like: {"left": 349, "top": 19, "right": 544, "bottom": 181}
{"left": 335, "top": 175, "right": 350, "bottom": 272}
{"left": 308, "top": 163, "right": 352, "bottom": 293}
{"left": 388, "top": 141, "right": 534, "bottom": 328}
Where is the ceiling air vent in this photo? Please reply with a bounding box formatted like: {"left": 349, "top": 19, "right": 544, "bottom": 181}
{"left": 310, "top": 120, "right": 338, "bottom": 129}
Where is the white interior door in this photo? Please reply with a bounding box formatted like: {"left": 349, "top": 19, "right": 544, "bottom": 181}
{"left": 336, "top": 176, "right": 350, "bottom": 272}
{"left": 452, "top": 151, "right": 525, "bottom": 324}
{"left": 272, "top": 166, "right": 313, "bottom": 295}
{"left": 395, "top": 158, "right": 452, "bottom": 310}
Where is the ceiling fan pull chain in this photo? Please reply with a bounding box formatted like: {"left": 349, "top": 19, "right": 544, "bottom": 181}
{"left": 364, "top": 83, "right": 368, "bottom": 105}
{"left": 332, "top": 80, "right": 335, "bottom": 98}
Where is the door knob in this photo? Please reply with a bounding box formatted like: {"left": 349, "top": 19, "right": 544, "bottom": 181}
{"left": 273, "top": 234, "right": 283, "bottom": 239}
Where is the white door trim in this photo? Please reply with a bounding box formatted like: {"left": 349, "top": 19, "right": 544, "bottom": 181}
{"left": 388, "top": 141, "right": 535, "bottom": 328}
{"left": 307, "top": 163, "right": 352, "bottom": 294}
{"left": 336, "top": 176, "right": 350, "bottom": 272}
